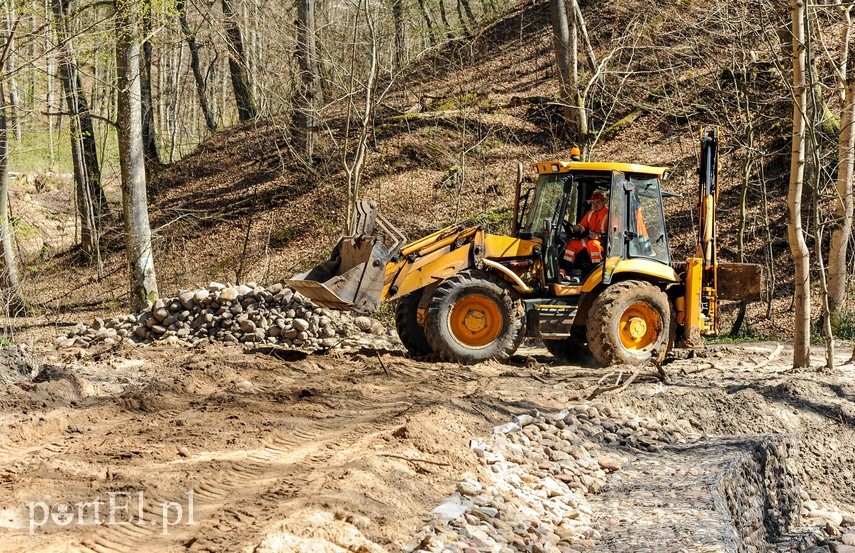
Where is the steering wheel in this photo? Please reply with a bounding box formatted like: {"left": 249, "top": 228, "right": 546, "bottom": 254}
{"left": 563, "top": 223, "right": 587, "bottom": 239}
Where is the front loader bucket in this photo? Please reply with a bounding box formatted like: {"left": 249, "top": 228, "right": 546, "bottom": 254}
{"left": 286, "top": 236, "right": 390, "bottom": 312}
{"left": 285, "top": 200, "right": 406, "bottom": 313}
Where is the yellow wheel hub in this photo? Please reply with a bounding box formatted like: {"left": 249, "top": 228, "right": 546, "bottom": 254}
{"left": 618, "top": 302, "right": 661, "bottom": 351}
{"left": 449, "top": 294, "right": 502, "bottom": 347}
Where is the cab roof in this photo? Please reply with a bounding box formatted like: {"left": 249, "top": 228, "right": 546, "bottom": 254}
{"left": 533, "top": 160, "right": 669, "bottom": 177}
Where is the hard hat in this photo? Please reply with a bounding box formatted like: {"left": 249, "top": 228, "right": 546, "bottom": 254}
{"left": 569, "top": 147, "right": 582, "bottom": 160}
{"left": 587, "top": 191, "right": 606, "bottom": 202}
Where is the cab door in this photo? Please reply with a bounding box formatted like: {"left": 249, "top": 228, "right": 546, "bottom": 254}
{"left": 603, "top": 171, "right": 627, "bottom": 285}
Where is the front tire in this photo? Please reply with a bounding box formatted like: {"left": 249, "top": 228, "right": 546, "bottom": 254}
{"left": 586, "top": 280, "right": 674, "bottom": 367}
{"left": 424, "top": 270, "right": 525, "bottom": 364}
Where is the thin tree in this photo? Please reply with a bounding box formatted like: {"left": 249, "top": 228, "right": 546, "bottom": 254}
{"left": 0, "top": 17, "right": 21, "bottom": 311}
{"left": 391, "top": 0, "right": 404, "bottom": 72}
{"left": 221, "top": 0, "right": 256, "bottom": 121}
{"left": 293, "top": 0, "right": 320, "bottom": 162}
{"left": 176, "top": 0, "right": 216, "bottom": 132}
{"left": 343, "top": 0, "right": 380, "bottom": 233}
{"left": 548, "top": 0, "right": 573, "bottom": 127}
{"left": 4, "top": 0, "right": 18, "bottom": 142}
{"left": 115, "top": 0, "right": 159, "bottom": 309}
{"left": 51, "top": 0, "right": 107, "bottom": 267}
{"left": 827, "top": 3, "right": 854, "bottom": 332}
{"left": 0, "top": 79, "right": 22, "bottom": 311}
{"left": 788, "top": 0, "right": 811, "bottom": 368}
{"left": 140, "top": 2, "right": 161, "bottom": 171}
{"left": 416, "top": 0, "right": 437, "bottom": 46}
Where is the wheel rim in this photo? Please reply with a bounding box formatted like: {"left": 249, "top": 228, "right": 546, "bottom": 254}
{"left": 449, "top": 293, "right": 503, "bottom": 348}
{"left": 618, "top": 302, "right": 661, "bottom": 351}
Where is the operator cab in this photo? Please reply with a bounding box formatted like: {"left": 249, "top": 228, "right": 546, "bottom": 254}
{"left": 518, "top": 160, "right": 671, "bottom": 286}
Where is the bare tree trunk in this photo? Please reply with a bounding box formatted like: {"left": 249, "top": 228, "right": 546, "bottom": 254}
{"left": 5, "top": 0, "right": 19, "bottom": 142}
{"left": 293, "top": 0, "right": 320, "bottom": 163}
{"left": 176, "top": 0, "right": 216, "bottom": 132}
{"left": 829, "top": 20, "right": 855, "bottom": 331}
{"left": 140, "top": 4, "right": 161, "bottom": 171}
{"left": 459, "top": 0, "right": 476, "bottom": 26}
{"left": 438, "top": 0, "right": 453, "bottom": 40}
{"left": 391, "top": 0, "right": 405, "bottom": 72}
{"left": 455, "top": 0, "right": 470, "bottom": 36}
{"left": 0, "top": 79, "right": 21, "bottom": 308}
{"left": 51, "top": 0, "right": 106, "bottom": 268}
{"left": 169, "top": 41, "right": 183, "bottom": 162}
{"left": 548, "top": 0, "right": 573, "bottom": 127}
{"left": 221, "top": 0, "right": 256, "bottom": 121}
{"left": 788, "top": 0, "right": 811, "bottom": 368}
{"left": 343, "top": 0, "right": 379, "bottom": 233}
{"left": 416, "top": 0, "right": 437, "bottom": 45}
{"left": 116, "top": 0, "right": 158, "bottom": 310}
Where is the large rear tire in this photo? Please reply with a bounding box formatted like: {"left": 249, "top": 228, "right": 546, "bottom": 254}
{"left": 394, "top": 291, "right": 432, "bottom": 357}
{"left": 425, "top": 270, "right": 525, "bottom": 364}
{"left": 586, "top": 280, "right": 674, "bottom": 367}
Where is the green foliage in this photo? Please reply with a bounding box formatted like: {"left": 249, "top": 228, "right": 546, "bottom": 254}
{"left": 8, "top": 127, "right": 120, "bottom": 176}
{"left": 600, "top": 110, "right": 641, "bottom": 141}
{"left": 0, "top": 338, "right": 12, "bottom": 347}
{"left": 469, "top": 208, "right": 513, "bottom": 233}
{"left": 831, "top": 310, "right": 855, "bottom": 341}
{"left": 9, "top": 129, "right": 73, "bottom": 174}
{"left": 437, "top": 93, "right": 478, "bottom": 111}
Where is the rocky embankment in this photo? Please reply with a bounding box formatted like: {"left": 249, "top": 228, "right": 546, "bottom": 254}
{"left": 407, "top": 403, "right": 851, "bottom": 553}
{"left": 409, "top": 403, "right": 678, "bottom": 553}
{"left": 56, "top": 282, "right": 396, "bottom": 350}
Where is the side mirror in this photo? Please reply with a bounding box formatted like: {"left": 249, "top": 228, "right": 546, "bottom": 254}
{"left": 543, "top": 219, "right": 553, "bottom": 235}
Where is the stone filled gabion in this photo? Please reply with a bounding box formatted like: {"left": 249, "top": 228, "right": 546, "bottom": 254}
{"left": 55, "top": 282, "right": 390, "bottom": 349}
{"left": 410, "top": 403, "right": 688, "bottom": 553}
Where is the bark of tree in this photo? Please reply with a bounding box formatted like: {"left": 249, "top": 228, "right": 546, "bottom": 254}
{"left": 459, "top": 0, "right": 476, "bottom": 26}
{"left": 391, "top": 0, "right": 405, "bottom": 71}
{"left": 176, "top": 0, "right": 216, "bottom": 132}
{"left": 0, "top": 79, "right": 21, "bottom": 308}
{"left": 788, "top": 0, "right": 811, "bottom": 368}
{"left": 829, "top": 18, "right": 855, "bottom": 332}
{"left": 221, "top": 0, "right": 257, "bottom": 121}
{"left": 4, "top": 0, "right": 19, "bottom": 142}
{"left": 455, "top": 0, "right": 470, "bottom": 36}
{"left": 51, "top": 0, "right": 106, "bottom": 266}
{"left": 292, "top": 0, "right": 320, "bottom": 162}
{"left": 548, "top": 0, "right": 573, "bottom": 126}
{"left": 343, "top": 0, "right": 379, "bottom": 233}
{"left": 140, "top": 5, "right": 161, "bottom": 171}
{"left": 416, "top": 0, "right": 437, "bottom": 45}
{"left": 438, "top": 0, "right": 453, "bottom": 40}
{"left": 115, "top": 0, "right": 159, "bottom": 310}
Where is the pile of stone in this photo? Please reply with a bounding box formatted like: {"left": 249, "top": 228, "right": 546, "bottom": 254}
{"left": 0, "top": 343, "right": 39, "bottom": 385}
{"left": 409, "top": 403, "right": 689, "bottom": 553}
{"left": 56, "top": 282, "right": 396, "bottom": 350}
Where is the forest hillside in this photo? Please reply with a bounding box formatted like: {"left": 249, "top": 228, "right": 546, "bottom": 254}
{"left": 7, "top": 0, "right": 849, "bottom": 341}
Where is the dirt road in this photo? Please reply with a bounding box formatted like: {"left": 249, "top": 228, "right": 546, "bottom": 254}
{"left": 0, "top": 341, "right": 853, "bottom": 552}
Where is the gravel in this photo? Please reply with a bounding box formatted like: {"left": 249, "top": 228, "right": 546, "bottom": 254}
{"left": 409, "top": 402, "right": 828, "bottom": 553}
{"left": 55, "top": 281, "right": 398, "bottom": 351}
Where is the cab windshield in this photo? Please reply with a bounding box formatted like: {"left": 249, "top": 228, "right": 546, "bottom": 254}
{"left": 521, "top": 174, "right": 577, "bottom": 236}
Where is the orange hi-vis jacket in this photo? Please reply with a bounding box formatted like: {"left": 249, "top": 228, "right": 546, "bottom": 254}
{"left": 579, "top": 206, "right": 608, "bottom": 235}
{"left": 563, "top": 206, "right": 609, "bottom": 264}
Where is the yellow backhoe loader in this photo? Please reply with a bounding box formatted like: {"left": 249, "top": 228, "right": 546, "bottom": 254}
{"left": 288, "top": 128, "right": 762, "bottom": 366}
